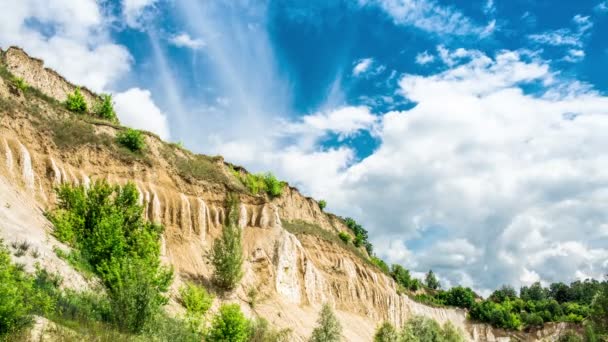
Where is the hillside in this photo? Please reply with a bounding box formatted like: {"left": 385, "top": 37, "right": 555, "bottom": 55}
{"left": 0, "top": 46, "right": 583, "bottom": 341}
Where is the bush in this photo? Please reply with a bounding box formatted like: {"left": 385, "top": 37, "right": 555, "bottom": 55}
{"left": 263, "top": 173, "right": 284, "bottom": 197}
{"left": 232, "top": 170, "right": 286, "bottom": 197}
{"left": 318, "top": 200, "right": 327, "bottom": 211}
{"left": 179, "top": 282, "right": 213, "bottom": 318}
{"left": 0, "top": 242, "right": 33, "bottom": 335}
{"left": 66, "top": 88, "right": 88, "bottom": 113}
{"left": 425, "top": 270, "right": 441, "bottom": 290}
{"left": 391, "top": 264, "right": 412, "bottom": 290}
{"left": 557, "top": 331, "right": 583, "bottom": 342}
{"left": 94, "top": 94, "right": 117, "bottom": 122}
{"left": 11, "top": 76, "right": 28, "bottom": 91}
{"left": 401, "top": 316, "right": 442, "bottom": 341}
{"left": 49, "top": 181, "right": 172, "bottom": 333}
{"left": 210, "top": 194, "right": 244, "bottom": 291}
{"left": 371, "top": 256, "right": 390, "bottom": 274}
{"left": 442, "top": 286, "right": 475, "bottom": 309}
{"left": 309, "top": 303, "right": 342, "bottom": 342}
{"left": 206, "top": 304, "right": 250, "bottom": 342}
{"left": 248, "top": 317, "right": 291, "bottom": 342}
{"left": 338, "top": 232, "right": 351, "bottom": 244}
{"left": 374, "top": 322, "right": 399, "bottom": 342}
{"left": 116, "top": 128, "right": 145, "bottom": 152}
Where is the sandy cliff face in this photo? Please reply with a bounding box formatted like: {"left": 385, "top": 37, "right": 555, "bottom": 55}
{"left": 0, "top": 47, "right": 572, "bottom": 341}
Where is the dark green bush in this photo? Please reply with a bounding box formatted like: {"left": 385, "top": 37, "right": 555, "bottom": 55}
{"left": 116, "top": 128, "right": 145, "bottom": 152}
{"left": 94, "top": 94, "right": 117, "bottom": 122}
{"left": 66, "top": 88, "right": 88, "bottom": 113}
{"left": 206, "top": 304, "right": 250, "bottom": 342}
{"left": 440, "top": 286, "right": 475, "bottom": 309}
{"left": 425, "top": 270, "right": 441, "bottom": 290}
{"left": 338, "top": 232, "right": 351, "bottom": 244}
{"left": 391, "top": 264, "right": 412, "bottom": 290}
{"left": 210, "top": 194, "right": 244, "bottom": 291}
{"left": 318, "top": 200, "right": 327, "bottom": 211}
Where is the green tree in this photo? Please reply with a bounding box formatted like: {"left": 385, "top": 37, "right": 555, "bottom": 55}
{"left": 318, "top": 200, "right": 327, "bottom": 211}
{"left": 0, "top": 242, "right": 33, "bottom": 335}
{"left": 489, "top": 285, "right": 517, "bottom": 303}
{"left": 401, "top": 316, "right": 442, "bottom": 342}
{"left": 94, "top": 94, "right": 117, "bottom": 121}
{"left": 309, "top": 303, "right": 342, "bottom": 342}
{"left": 65, "top": 87, "right": 88, "bottom": 113}
{"left": 425, "top": 270, "right": 440, "bottom": 290}
{"left": 442, "top": 286, "right": 475, "bottom": 309}
{"left": 588, "top": 281, "right": 608, "bottom": 338}
{"left": 520, "top": 282, "right": 548, "bottom": 301}
{"left": 116, "top": 128, "right": 145, "bottom": 152}
{"left": 210, "top": 194, "right": 244, "bottom": 291}
{"left": 206, "top": 304, "right": 250, "bottom": 342}
{"left": 374, "top": 321, "right": 399, "bottom": 342}
{"left": 391, "top": 264, "right": 412, "bottom": 289}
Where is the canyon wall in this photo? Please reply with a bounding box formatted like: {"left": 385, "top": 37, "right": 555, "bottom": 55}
{"left": 0, "top": 46, "right": 572, "bottom": 341}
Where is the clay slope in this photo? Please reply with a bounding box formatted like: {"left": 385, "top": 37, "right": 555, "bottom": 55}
{"left": 0, "top": 46, "right": 573, "bottom": 341}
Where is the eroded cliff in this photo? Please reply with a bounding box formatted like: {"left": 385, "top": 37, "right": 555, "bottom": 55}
{"left": 0, "top": 47, "right": 573, "bottom": 341}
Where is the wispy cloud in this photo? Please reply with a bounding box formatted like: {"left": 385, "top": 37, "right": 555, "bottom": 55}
{"left": 353, "top": 58, "right": 374, "bottom": 76}
{"left": 528, "top": 14, "right": 593, "bottom": 48}
{"left": 594, "top": 1, "right": 608, "bottom": 13}
{"left": 122, "top": 0, "right": 157, "bottom": 29}
{"left": 169, "top": 33, "right": 205, "bottom": 49}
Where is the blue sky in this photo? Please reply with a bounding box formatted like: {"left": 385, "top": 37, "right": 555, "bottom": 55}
{"left": 1, "top": 0, "right": 608, "bottom": 294}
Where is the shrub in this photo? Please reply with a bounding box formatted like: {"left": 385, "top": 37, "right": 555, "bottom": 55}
{"left": 401, "top": 316, "right": 442, "bottom": 341}
{"left": 0, "top": 242, "right": 33, "bottom": 335}
{"left": 65, "top": 88, "right": 88, "bottom": 113}
{"left": 441, "top": 321, "right": 465, "bottom": 342}
{"left": 442, "top": 286, "right": 475, "bottom": 309}
{"left": 338, "top": 232, "right": 351, "bottom": 244}
{"left": 557, "top": 331, "right": 583, "bottom": 342}
{"left": 116, "top": 128, "right": 145, "bottom": 152}
{"left": 371, "top": 256, "right": 390, "bottom": 274}
{"left": 318, "top": 200, "right": 327, "bottom": 211}
{"left": 248, "top": 317, "right": 292, "bottom": 342}
{"left": 94, "top": 94, "right": 117, "bottom": 122}
{"left": 425, "top": 270, "right": 441, "bottom": 290}
{"left": 206, "top": 304, "right": 250, "bottom": 342}
{"left": 49, "top": 181, "right": 172, "bottom": 333}
{"left": 263, "top": 173, "right": 284, "bottom": 197}
{"left": 179, "top": 282, "right": 213, "bottom": 318}
{"left": 210, "top": 194, "right": 244, "bottom": 291}
{"left": 11, "top": 76, "right": 28, "bottom": 91}
{"left": 391, "top": 264, "right": 412, "bottom": 290}
{"left": 309, "top": 303, "right": 342, "bottom": 342}
{"left": 232, "top": 170, "right": 286, "bottom": 197}
{"left": 374, "top": 322, "right": 399, "bottom": 342}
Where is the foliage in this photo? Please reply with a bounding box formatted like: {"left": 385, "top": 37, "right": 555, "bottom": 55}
{"left": 343, "top": 217, "right": 373, "bottom": 255}
{"left": 318, "top": 200, "right": 327, "bottom": 211}
{"left": 49, "top": 181, "right": 172, "bottom": 333}
{"left": 391, "top": 264, "right": 414, "bottom": 291}
{"left": 489, "top": 285, "right": 518, "bottom": 303}
{"left": 469, "top": 300, "right": 521, "bottom": 330}
{"left": 338, "top": 231, "right": 351, "bottom": 244}
{"left": 180, "top": 282, "right": 213, "bottom": 318}
{"left": 232, "top": 170, "right": 286, "bottom": 197}
{"left": 10, "top": 76, "right": 28, "bottom": 91}
{"left": 589, "top": 282, "right": 608, "bottom": 338}
{"left": 425, "top": 270, "right": 441, "bottom": 290}
{"left": 557, "top": 331, "right": 583, "bottom": 342}
{"left": 371, "top": 256, "right": 390, "bottom": 274}
{"left": 116, "top": 128, "right": 145, "bottom": 152}
{"left": 206, "top": 304, "right": 250, "bottom": 342}
{"left": 374, "top": 322, "right": 399, "bottom": 342}
{"left": 401, "top": 316, "right": 464, "bottom": 342}
{"left": 0, "top": 242, "right": 34, "bottom": 335}
{"left": 309, "top": 303, "right": 342, "bottom": 342}
{"left": 248, "top": 317, "right": 292, "bottom": 342}
{"left": 66, "top": 88, "right": 88, "bottom": 113}
{"left": 439, "top": 286, "right": 476, "bottom": 309}
{"left": 94, "top": 94, "right": 117, "bottom": 122}
{"left": 210, "top": 194, "right": 244, "bottom": 291}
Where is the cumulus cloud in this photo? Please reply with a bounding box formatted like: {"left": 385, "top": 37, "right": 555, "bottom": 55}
{"left": 169, "top": 33, "right": 205, "bottom": 49}
{"left": 0, "top": 0, "right": 132, "bottom": 92}
{"left": 114, "top": 88, "right": 171, "bottom": 140}
{"left": 290, "top": 106, "right": 377, "bottom": 137}
{"left": 415, "top": 51, "right": 435, "bottom": 65}
{"left": 361, "top": 0, "right": 492, "bottom": 36}
{"left": 353, "top": 58, "right": 374, "bottom": 76}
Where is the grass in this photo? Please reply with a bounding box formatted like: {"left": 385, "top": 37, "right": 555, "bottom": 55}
{"left": 160, "top": 144, "right": 233, "bottom": 186}
{"left": 53, "top": 247, "right": 96, "bottom": 280}
{"left": 282, "top": 220, "right": 386, "bottom": 272}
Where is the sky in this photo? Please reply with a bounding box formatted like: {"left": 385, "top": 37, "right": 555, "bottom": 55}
{"left": 1, "top": 0, "right": 608, "bottom": 295}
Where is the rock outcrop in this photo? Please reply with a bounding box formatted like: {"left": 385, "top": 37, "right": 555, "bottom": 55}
{"left": 0, "top": 46, "right": 573, "bottom": 341}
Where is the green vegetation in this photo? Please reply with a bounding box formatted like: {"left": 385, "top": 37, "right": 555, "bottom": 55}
{"left": 94, "top": 94, "right": 118, "bottom": 122}
{"left": 65, "top": 88, "right": 88, "bottom": 113}
{"left": 338, "top": 231, "right": 351, "bottom": 244}
{"left": 318, "top": 200, "right": 327, "bottom": 211}
{"left": 425, "top": 270, "right": 441, "bottom": 290}
{"left": 374, "top": 321, "right": 399, "bottom": 342}
{"left": 116, "top": 128, "right": 145, "bottom": 152}
{"left": 309, "top": 303, "right": 342, "bottom": 342}
{"left": 179, "top": 282, "right": 214, "bottom": 318}
{"left": 210, "top": 194, "right": 244, "bottom": 291}
{"left": 343, "top": 217, "right": 373, "bottom": 255}
{"left": 10, "top": 76, "right": 28, "bottom": 91}
{"left": 391, "top": 264, "right": 421, "bottom": 292}
{"left": 161, "top": 145, "right": 230, "bottom": 185}
{"left": 49, "top": 181, "right": 172, "bottom": 333}
{"left": 371, "top": 256, "right": 390, "bottom": 274}
{"left": 206, "top": 304, "right": 250, "bottom": 342}
{"left": 231, "top": 169, "right": 286, "bottom": 197}
{"left": 373, "top": 316, "right": 464, "bottom": 342}
{"left": 248, "top": 317, "right": 291, "bottom": 342}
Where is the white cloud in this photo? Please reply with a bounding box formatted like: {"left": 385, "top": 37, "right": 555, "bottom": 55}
{"left": 361, "top": 0, "right": 490, "bottom": 36}
{"left": 595, "top": 1, "right": 608, "bottom": 13}
{"left": 353, "top": 58, "right": 374, "bottom": 76}
{"left": 287, "top": 106, "right": 377, "bottom": 140}
{"left": 415, "top": 51, "right": 435, "bottom": 65}
{"left": 528, "top": 14, "right": 593, "bottom": 48}
{"left": 563, "top": 49, "right": 586, "bottom": 63}
{"left": 0, "top": 0, "right": 132, "bottom": 92}
{"left": 114, "top": 88, "right": 171, "bottom": 140}
{"left": 122, "top": 0, "right": 157, "bottom": 28}
{"left": 483, "top": 0, "right": 496, "bottom": 15}
{"left": 169, "top": 33, "right": 205, "bottom": 50}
